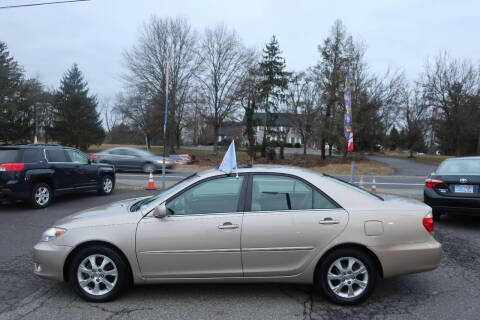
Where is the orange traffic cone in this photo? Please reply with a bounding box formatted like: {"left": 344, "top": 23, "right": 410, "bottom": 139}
{"left": 147, "top": 171, "right": 155, "bottom": 190}
{"left": 371, "top": 176, "right": 376, "bottom": 192}
{"left": 360, "top": 175, "right": 364, "bottom": 188}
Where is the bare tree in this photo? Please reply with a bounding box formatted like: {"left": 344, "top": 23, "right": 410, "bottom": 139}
{"left": 421, "top": 52, "right": 480, "bottom": 155}
{"left": 123, "top": 16, "right": 200, "bottom": 153}
{"left": 114, "top": 90, "right": 156, "bottom": 148}
{"left": 197, "top": 23, "right": 254, "bottom": 152}
{"left": 287, "top": 71, "right": 319, "bottom": 155}
{"left": 183, "top": 87, "right": 208, "bottom": 145}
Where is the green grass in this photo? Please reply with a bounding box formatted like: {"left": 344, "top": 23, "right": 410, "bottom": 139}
{"left": 373, "top": 152, "right": 451, "bottom": 166}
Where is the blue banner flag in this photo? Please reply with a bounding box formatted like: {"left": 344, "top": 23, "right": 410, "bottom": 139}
{"left": 219, "top": 140, "right": 237, "bottom": 175}
{"left": 344, "top": 67, "right": 354, "bottom": 152}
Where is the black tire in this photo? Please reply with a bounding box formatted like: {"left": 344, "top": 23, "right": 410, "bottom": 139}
{"left": 142, "top": 163, "right": 155, "bottom": 173}
{"left": 98, "top": 175, "right": 114, "bottom": 195}
{"left": 69, "top": 246, "right": 128, "bottom": 302}
{"left": 432, "top": 209, "right": 441, "bottom": 221}
{"left": 31, "top": 182, "right": 53, "bottom": 209}
{"left": 315, "top": 248, "right": 377, "bottom": 305}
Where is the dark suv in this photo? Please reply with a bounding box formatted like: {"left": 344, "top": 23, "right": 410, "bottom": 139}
{"left": 0, "top": 144, "right": 115, "bottom": 208}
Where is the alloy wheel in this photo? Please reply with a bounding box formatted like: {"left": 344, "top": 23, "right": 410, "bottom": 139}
{"left": 326, "top": 256, "right": 369, "bottom": 299}
{"left": 35, "top": 187, "right": 50, "bottom": 206}
{"left": 77, "top": 254, "right": 118, "bottom": 296}
{"left": 103, "top": 177, "right": 113, "bottom": 193}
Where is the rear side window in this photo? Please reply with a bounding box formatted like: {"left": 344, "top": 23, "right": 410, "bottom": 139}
{"left": 251, "top": 175, "right": 338, "bottom": 211}
{"left": 0, "top": 150, "right": 20, "bottom": 163}
{"left": 21, "top": 149, "right": 41, "bottom": 163}
{"left": 45, "top": 149, "right": 70, "bottom": 162}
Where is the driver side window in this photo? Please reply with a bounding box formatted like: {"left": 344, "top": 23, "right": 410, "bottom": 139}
{"left": 166, "top": 176, "right": 244, "bottom": 215}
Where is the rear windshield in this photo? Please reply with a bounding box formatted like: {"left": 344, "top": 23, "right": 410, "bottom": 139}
{"left": 324, "top": 175, "right": 384, "bottom": 201}
{"left": 437, "top": 159, "right": 480, "bottom": 175}
{"left": 0, "top": 149, "right": 20, "bottom": 163}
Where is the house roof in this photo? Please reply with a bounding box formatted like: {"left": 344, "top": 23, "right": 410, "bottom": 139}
{"left": 250, "top": 113, "right": 292, "bottom": 127}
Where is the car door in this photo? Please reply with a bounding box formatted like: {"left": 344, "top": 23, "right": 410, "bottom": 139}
{"left": 66, "top": 149, "right": 98, "bottom": 189}
{"left": 44, "top": 149, "right": 80, "bottom": 191}
{"left": 114, "top": 149, "right": 138, "bottom": 170}
{"left": 241, "top": 174, "right": 349, "bottom": 277}
{"left": 136, "top": 175, "right": 247, "bottom": 279}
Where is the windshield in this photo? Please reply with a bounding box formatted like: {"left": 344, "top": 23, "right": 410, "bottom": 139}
{"left": 138, "top": 173, "right": 198, "bottom": 209}
{"left": 437, "top": 159, "right": 480, "bottom": 175}
{"left": 324, "top": 175, "right": 384, "bottom": 201}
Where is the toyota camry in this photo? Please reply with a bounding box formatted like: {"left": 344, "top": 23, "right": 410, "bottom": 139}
{"left": 33, "top": 165, "right": 441, "bottom": 305}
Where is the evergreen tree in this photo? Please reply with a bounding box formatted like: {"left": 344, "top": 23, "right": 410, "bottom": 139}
{"left": 258, "top": 35, "right": 288, "bottom": 158}
{"left": 50, "top": 64, "right": 104, "bottom": 150}
{"left": 0, "top": 41, "right": 35, "bottom": 143}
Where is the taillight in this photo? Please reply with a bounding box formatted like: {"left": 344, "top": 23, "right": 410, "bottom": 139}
{"left": 90, "top": 154, "right": 99, "bottom": 159}
{"left": 423, "top": 212, "right": 434, "bottom": 232}
{"left": 0, "top": 163, "right": 25, "bottom": 172}
{"left": 425, "top": 178, "right": 445, "bottom": 188}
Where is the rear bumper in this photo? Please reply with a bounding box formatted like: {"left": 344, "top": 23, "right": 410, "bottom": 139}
{"left": 424, "top": 189, "right": 480, "bottom": 215}
{"left": 0, "top": 185, "right": 30, "bottom": 200}
{"left": 370, "top": 237, "right": 442, "bottom": 278}
{"left": 33, "top": 241, "right": 72, "bottom": 281}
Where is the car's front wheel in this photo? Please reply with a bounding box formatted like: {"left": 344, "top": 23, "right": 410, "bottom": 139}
{"left": 70, "top": 246, "right": 128, "bottom": 302}
{"left": 315, "top": 248, "right": 377, "bottom": 305}
{"left": 31, "top": 183, "right": 52, "bottom": 209}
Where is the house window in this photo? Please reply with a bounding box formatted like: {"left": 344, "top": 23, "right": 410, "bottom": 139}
{"left": 291, "top": 137, "right": 295, "bottom": 144}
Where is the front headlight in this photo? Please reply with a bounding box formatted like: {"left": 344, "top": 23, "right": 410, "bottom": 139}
{"left": 40, "top": 227, "right": 67, "bottom": 242}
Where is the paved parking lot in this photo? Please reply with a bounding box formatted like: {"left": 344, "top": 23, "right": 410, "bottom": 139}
{"left": 1, "top": 186, "right": 479, "bottom": 319}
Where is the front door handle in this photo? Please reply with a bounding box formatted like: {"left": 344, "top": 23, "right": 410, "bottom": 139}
{"left": 218, "top": 222, "right": 239, "bottom": 230}
{"left": 319, "top": 217, "right": 340, "bottom": 225}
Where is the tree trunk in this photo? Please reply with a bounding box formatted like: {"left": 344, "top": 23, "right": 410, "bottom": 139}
{"left": 280, "top": 143, "right": 284, "bottom": 159}
{"left": 328, "top": 144, "right": 332, "bottom": 157}
{"left": 261, "top": 126, "right": 267, "bottom": 158}
{"left": 303, "top": 140, "right": 307, "bottom": 155}
{"left": 213, "top": 124, "right": 219, "bottom": 155}
{"left": 477, "top": 130, "right": 480, "bottom": 154}
{"left": 321, "top": 138, "right": 326, "bottom": 160}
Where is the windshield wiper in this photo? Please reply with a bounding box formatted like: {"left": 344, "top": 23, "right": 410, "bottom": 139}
{"left": 130, "top": 197, "right": 151, "bottom": 212}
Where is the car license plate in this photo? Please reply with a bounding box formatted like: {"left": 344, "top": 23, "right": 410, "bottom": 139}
{"left": 454, "top": 185, "right": 474, "bottom": 193}
{"left": 0, "top": 167, "right": 5, "bottom": 172}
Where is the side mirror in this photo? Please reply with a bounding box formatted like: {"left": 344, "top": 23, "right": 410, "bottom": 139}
{"left": 153, "top": 203, "right": 167, "bottom": 219}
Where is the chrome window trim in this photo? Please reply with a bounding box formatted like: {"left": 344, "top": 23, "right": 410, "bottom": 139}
{"left": 245, "top": 208, "right": 346, "bottom": 214}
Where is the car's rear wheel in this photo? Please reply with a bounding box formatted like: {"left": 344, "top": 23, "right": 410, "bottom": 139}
{"left": 31, "top": 183, "right": 52, "bottom": 209}
{"left": 315, "top": 248, "right": 377, "bottom": 305}
{"left": 70, "top": 246, "right": 128, "bottom": 302}
{"left": 98, "top": 175, "right": 114, "bottom": 195}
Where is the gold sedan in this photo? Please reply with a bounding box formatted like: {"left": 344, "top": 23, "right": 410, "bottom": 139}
{"left": 33, "top": 165, "right": 441, "bottom": 305}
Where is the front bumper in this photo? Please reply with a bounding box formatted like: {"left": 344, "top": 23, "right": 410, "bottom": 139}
{"left": 33, "top": 241, "right": 72, "bottom": 281}
{"left": 424, "top": 188, "right": 480, "bottom": 215}
{"left": 370, "top": 237, "right": 442, "bottom": 278}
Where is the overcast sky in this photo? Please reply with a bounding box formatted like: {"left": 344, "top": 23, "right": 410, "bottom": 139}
{"left": 0, "top": 0, "right": 478, "bottom": 103}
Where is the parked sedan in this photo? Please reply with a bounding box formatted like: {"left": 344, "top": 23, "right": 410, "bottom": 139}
{"left": 91, "top": 147, "right": 174, "bottom": 173}
{"left": 33, "top": 165, "right": 441, "bottom": 305}
{"left": 424, "top": 156, "right": 480, "bottom": 220}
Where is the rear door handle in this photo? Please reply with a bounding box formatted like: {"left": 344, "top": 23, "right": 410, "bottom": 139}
{"left": 218, "top": 222, "right": 239, "bottom": 230}
{"left": 319, "top": 217, "right": 340, "bottom": 225}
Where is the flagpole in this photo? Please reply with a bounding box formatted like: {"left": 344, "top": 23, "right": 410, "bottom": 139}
{"left": 162, "top": 56, "right": 169, "bottom": 190}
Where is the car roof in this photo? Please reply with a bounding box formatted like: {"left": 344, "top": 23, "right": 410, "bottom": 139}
{"left": 0, "top": 144, "right": 61, "bottom": 149}
{"left": 196, "top": 164, "right": 324, "bottom": 179}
